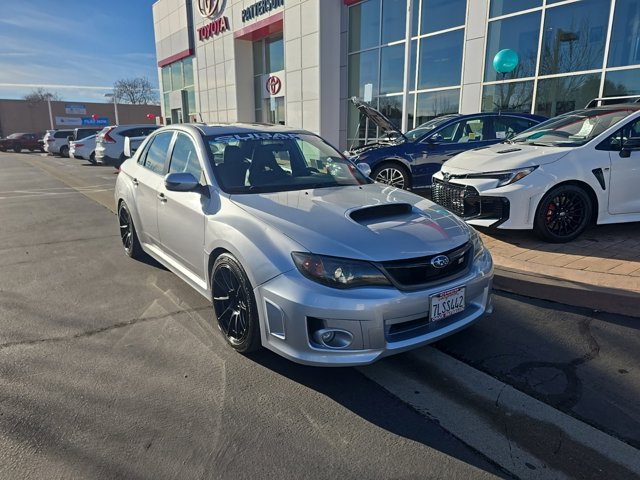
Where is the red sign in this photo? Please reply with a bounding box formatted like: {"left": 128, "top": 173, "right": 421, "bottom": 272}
{"left": 198, "top": 16, "right": 230, "bottom": 40}
{"left": 266, "top": 76, "right": 282, "bottom": 96}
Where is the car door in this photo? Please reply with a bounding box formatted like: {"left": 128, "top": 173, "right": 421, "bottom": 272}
{"left": 605, "top": 116, "right": 640, "bottom": 215}
{"left": 156, "top": 132, "right": 207, "bottom": 279}
{"left": 130, "top": 131, "right": 175, "bottom": 245}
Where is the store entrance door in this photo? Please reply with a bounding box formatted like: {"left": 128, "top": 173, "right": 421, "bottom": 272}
{"left": 171, "top": 108, "right": 183, "bottom": 124}
{"left": 267, "top": 97, "right": 285, "bottom": 125}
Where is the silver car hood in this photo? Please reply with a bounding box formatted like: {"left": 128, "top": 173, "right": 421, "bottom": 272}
{"left": 442, "top": 143, "right": 571, "bottom": 173}
{"left": 231, "top": 184, "right": 470, "bottom": 261}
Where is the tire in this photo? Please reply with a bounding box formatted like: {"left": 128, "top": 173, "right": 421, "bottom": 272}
{"left": 118, "top": 202, "right": 143, "bottom": 259}
{"left": 371, "top": 162, "right": 411, "bottom": 189}
{"left": 39, "top": 147, "right": 45, "bottom": 153}
{"left": 211, "top": 253, "right": 261, "bottom": 354}
{"left": 89, "top": 152, "right": 96, "bottom": 164}
{"left": 533, "top": 185, "right": 592, "bottom": 243}
{"left": 59, "top": 145, "right": 69, "bottom": 157}
{"left": 13, "top": 144, "right": 22, "bottom": 153}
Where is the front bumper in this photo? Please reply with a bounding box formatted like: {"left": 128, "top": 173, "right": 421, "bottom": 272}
{"left": 255, "top": 250, "right": 493, "bottom": 366}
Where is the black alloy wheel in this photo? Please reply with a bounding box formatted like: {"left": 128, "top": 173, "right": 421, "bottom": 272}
{"left": 118, "top": 202, "right": 143, "bottom": 258}
{"left": 372, "top": 162, "right": 410, "bottom": 189}
{"left": 60, "top": 145, "right": 69, "bottom": 157}
{"left": 13, "top": 144, "right": 22, "bottom": 153}
{"left": 534, "top": 185, "right": 592, "bottom": 243}
{"left": 211, "top": 254, "right": 260, "bottom": 353}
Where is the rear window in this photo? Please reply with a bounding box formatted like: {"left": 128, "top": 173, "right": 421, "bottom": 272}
{"left": 54, "top": 131, "right": 72, "bottom": 139}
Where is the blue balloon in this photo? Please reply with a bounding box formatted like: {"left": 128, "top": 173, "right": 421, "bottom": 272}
{"left": 493, "top": 49, "right": 519, "bottom": 74}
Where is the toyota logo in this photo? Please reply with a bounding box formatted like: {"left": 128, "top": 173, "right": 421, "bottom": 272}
{"left": 431, "top": 255, "right": 450, "bottom": 269}
{"left": 197, "top": 0, "right": 223, "bottom": 18}
{"left": 266, "top": 76, "right": 282, "bottom": 96}
{"left": 442, "top": 172, "right": 450, "bottom": 182}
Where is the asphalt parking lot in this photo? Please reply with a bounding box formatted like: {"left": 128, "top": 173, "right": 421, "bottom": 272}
{"left": 1, "top": 151, "right": 639, "bottom": 479}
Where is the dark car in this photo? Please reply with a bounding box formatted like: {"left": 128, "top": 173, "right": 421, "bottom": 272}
{"left": 347, "top": 98, "right": 546, "bottom": 189}
{"left": 0, "top": 133, "right": 44, "bottom": 153}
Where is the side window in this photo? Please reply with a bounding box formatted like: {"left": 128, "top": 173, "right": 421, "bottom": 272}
{"left": 142, "top": 132, "right": 173, "bottom": 174}
{"left": 434, "top": 122, "right": 459, "bottom": 143}
{"left": 120, "top": 129, "right": 138, "bottom": 138}
{"left": 457, "top": 119, "right": 485, "bottom": 143}
{"left": 494, "top": 117, "right": 535, "bottom": 140}
{"left": 598, "top": 118, "right": 640, "bottom": 152}
{"left": 168, "top": 133, "right": 202, "bottom": 180}
{"left": 141, "top": 128, "right": 158, "bottom": 136}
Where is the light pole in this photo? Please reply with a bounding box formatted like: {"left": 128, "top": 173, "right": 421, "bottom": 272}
{"left": 104, "top": 93, "right": 120, "bottom": 125}
{"left": 45, "top": 93, "right": 54, "bottom": 129}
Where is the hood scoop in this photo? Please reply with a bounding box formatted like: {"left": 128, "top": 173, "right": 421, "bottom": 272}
{"left": 349, "top": 203, "right": 414, "bottom": 225}
{"left": 496, "top": 147, "right": 522, "bottom": 154}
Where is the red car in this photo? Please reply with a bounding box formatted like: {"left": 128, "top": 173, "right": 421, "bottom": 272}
{"left": 0, "top": 133, "right": 44, "bottom": 153}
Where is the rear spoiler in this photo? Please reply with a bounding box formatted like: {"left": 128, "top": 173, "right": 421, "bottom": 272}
{"left": 585, "top": 96, "right": 640, "bottom": 108}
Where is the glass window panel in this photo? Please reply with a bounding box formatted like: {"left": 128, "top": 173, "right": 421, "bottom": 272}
{"left": 171, "top": 62, "right": 183, "bottom": 91}
{"left": 415, "top": 89, "right": 460, "bottom": 124}
{"left": 254, "top": 76, "right": 264, "bottom": 113}
{"left": 421, "top": 0, "right": 466, "bottom": 34}
{"left": 378, "top": 95, "right": 409, "bottom": 133}
{"left": 482, "top": 81, "right": 534, "bottom": 112}
{"left": 253, "top": 40, "right": 264, "bottom": 75}
{"left": 186, "top": 87, "right": 196, "bottom": 115}
{"left": 380, "top": 44, "right": 405, "bottom": 94}
{"left": 418, "top": 30, "right": 464, "bottom": 89}
{"left": 412, "top": 0, "right": 420, "bottom": 36}
{"left": 348, "top": 50, "right": 380, "bottom": 98}
{"left": 183, "top": 58, "right": 194, "bottom": 87}
{"left": 484, "top": 12, "right": 541, "bottom": 81}
{"left": 144, "top": 132, "right": 173, "bottom": 175}
{"left": 161, "top": 67, "right": 171, "bottom": 92}
{"left": 169, "top": 133, "right": 202, "bottom": 179}
{"left": 266, "top": 35, "right": 284, "bottom": 72}
{"left": 163, "top": 93, "right": 170, "bottom": 112}
{"left": 604, "top": 68, "right": 640, "bottom": 96}
{"left": 410, "top": 39, "right": 417, "bottom": 90}
{"left": 608, "top": 0, "right": 640, "bottom": 68}
{"left": 490, "top": 0, "right": 541, "bottom": 18}
{"left": 382, "top": 0, "right": 407, "bottom": 44}
{"left": 347, "top": 101, "right": 378, "bottom": 141}
{"left": 349, "top": 0, "right": 381, "bottom": 52}
{"left": 535, "top": 73, "right": 601, "bottom": 117}
{"left": 539, "top": 0, "right": 610, "bottom": 76}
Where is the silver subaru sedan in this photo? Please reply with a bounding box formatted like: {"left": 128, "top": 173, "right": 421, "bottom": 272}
{"left": 114, "top": 123, "right": 493, "bottom": 366}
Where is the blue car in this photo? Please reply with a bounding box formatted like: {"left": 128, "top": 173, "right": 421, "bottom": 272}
{"left": 347, "top": 98, "right": 546, "bottom": 189}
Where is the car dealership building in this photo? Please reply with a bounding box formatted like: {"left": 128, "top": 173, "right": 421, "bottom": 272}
{"left": 153, "top": 0, "right": 640, "bottom": 150}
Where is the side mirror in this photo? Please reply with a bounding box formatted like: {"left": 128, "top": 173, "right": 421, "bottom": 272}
{"left": 123, "top": 136, "right": 137, "bottom": 158}
{"left": 356, "top": 163, "right": 372, "bottom": 177}
{"left": 620, "top": 137, "right": 640, "bottom": 158}
{"left": 427, "top": 133, "right": 443, "bottom": 144}
{"left": 164, "top": 172, "right": 199, "bottom": 192}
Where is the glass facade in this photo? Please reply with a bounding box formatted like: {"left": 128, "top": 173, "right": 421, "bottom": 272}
{"left": 160, "top": 57, "right": 195, "bottom": 124}
{"left": 347, "top": 0, "right": 467, "bottom": 145}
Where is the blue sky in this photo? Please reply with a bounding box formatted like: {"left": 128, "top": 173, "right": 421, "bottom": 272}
{"left": 0, "top": 0, "right": 158, "bottom": 102}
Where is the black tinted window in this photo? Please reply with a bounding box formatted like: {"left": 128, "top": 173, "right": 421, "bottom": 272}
{"left": 54, "top": 131, "right": 72, "bottom": 138}
{"left": 142, "top": 132, "right": 173, "bottom": 174}
{"left": 169, "top": 133, "right": 202, "bottom": 179}
{"left": 141, "top": 127, "right": 159, "bottom": 136}
{"left": 120, "top": 129, "right": 139, "bottom": 138}
{"left": 493, "top": 117, "right": 537, "bottom": 140}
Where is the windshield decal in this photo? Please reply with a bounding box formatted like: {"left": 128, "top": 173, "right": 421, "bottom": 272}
{"left": 213, "top": 133, "right": 302, "bottom": 143}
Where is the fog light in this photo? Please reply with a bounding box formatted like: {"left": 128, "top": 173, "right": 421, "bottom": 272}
{"left": 312, "top": 328, "right": 354, "bottom": 349}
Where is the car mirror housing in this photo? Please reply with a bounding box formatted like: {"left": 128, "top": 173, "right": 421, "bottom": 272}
{"left": 620, "top": 137, "right": 640, "bottom": 158}
{"left": 164, "top": 172, "right": 199, "bottom": 192}
{"left": 123, "top": 137, "right": 136, "bottom": 158}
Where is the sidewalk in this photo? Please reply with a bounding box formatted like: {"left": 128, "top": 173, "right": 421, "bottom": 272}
{"left": 480, "top": 222, "right": 640, "bottom": 318}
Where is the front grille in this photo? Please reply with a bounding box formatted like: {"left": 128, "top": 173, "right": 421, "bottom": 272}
{"left": 379, "top": 242, "right": 472, "bottom": 290}
{"left": 431, "top": 178, "right": 479, "bottom": 217}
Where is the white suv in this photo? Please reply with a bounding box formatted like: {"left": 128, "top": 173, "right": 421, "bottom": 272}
{"left": 95, "top": 124, "right": 159, "bottom": 167}
{"left": 431, "top": 104, "right": 640, "bottom": 242}
{"left": 43, "top": 129, "right": 74, "bottom": 156}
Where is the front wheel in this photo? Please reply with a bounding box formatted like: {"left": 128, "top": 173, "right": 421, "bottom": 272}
{"left": 118, "top": 202, "right": 143, "bottom": 259}
{"left": 371, "top": 162, "right": 410, "bottom": 189}
{"left": 211, "top": 253, "right": 261, "bottom": 354}
{"left": 533, "top": 185, "right": 592, "bottom": 243}
{"left": 13, "top": 144, "right": 22, "bottom": 153}
{"left": 59, "top": 145, "right": 69, "bottom": 157}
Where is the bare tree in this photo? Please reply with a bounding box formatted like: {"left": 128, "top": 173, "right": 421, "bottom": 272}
{"left": 113, "top": 77, "right": 159, "bottom": 105}
{"left": 23, "top": 88, "right": 61, "bottom": 102}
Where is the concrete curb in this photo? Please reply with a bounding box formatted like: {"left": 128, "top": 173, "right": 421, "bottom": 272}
{"left": 494, "top": 266, "right": 640, "bottom": 318}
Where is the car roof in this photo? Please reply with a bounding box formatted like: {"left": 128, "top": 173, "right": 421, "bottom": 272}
{"left": 192, "top": 123, "right": 309, "bottom": 136}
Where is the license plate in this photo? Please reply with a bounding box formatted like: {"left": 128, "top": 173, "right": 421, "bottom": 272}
{"left": 430, "top": 287, "right": 465, "bottom": 322}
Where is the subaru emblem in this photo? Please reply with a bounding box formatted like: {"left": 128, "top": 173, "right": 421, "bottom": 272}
{"left": 431, "top": 255, "right": 450, "bottom": 269}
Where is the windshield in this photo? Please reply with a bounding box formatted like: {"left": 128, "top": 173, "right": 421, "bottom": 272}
{"left": 404, "top": 115, "right": 458, "bottom": 142}
{"left": 207, "top": 132, "right": 371, "bottom": 194}
{"left": 511, "top": 108, "right": 635, "bottom": 147}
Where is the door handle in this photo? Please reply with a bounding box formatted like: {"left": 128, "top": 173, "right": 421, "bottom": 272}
{"left": 158, "top": 193, "right": 167, "bottom": 203}
{"left": 132, "top": 178, "right": 139, "bottom": 187}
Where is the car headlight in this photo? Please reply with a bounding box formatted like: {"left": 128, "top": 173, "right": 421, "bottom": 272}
{"left": 469, "top": 228, "right": 485, "bottom": 261}
{"left": 292, "top": 252, "right": 391, "bottom": 289}
{"left": 466, "top": 166, "right": 538, "bottom": 187}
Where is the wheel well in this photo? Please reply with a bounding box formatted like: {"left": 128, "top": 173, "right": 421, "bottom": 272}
{"left": 542, "top": 180, "right": 599, "bottom": 225}
{"left": 373, "top": 159, "right": 411, "bottom": 187}
{"left": 207, "top": 247, "right": 230, "bottom": 287}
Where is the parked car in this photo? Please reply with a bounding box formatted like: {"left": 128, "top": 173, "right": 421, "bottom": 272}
{"left": 114, "top": 124, "right": 494, "bottom": 366}
{"left": 95, "top": 124, "right": 160, "bottom": 168}
{"left": 347, "top": 98, "right": 545, "bottom": 189}
{"left": 69, "top": 127, "right": 103, "bottom": 142}
{"left": 0, "top": 132, "right": 44, "bottom": 152}
{"left": 43, "top": 129, "right": 74, "bottom": 156}
{"left": 69, "top": 134, "right": 97, "bottom": 163}
{"left": 431, "top": 103, "right": 640, "bottom": 242}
